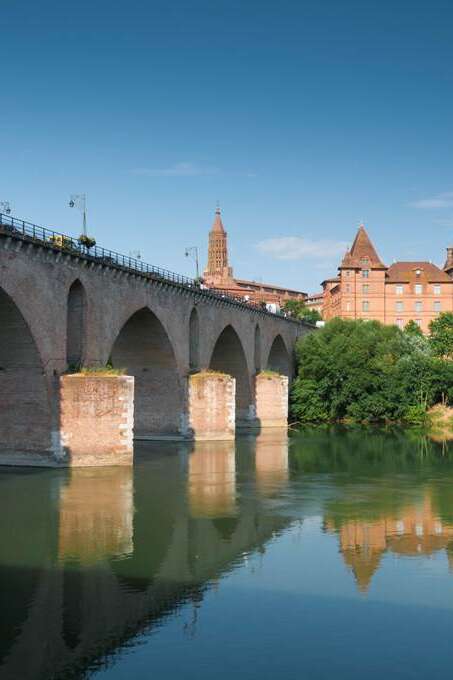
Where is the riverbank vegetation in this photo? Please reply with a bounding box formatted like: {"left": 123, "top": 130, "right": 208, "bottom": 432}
{"left": 291, "top": 314, "right": 453, "bottom": 426}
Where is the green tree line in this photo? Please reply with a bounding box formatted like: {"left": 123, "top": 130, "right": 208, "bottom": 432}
{"left": 291, "top": 313, "right": 453, "bottom": 425}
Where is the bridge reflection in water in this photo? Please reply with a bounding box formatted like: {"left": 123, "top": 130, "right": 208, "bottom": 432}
{"left": 3, "top": 429, "right": 453, "bottom": 679}
{"left": 0, "top": 434, "right": 290, "bottom": 680}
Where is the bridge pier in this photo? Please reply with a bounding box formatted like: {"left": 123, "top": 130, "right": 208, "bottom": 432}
{"left": 254, "top": 372, "right": 289, "bottom": 428}
{"left": 58, "top": 375, "right": 134, "bottom": 466}
{"left": 186, "top": 371, "right": 288, "bottom": 441}
{"left": 187, "top": 372, "right": 236, "bottom": 441}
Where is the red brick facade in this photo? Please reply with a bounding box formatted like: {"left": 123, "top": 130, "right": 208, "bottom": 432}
{"left": 320, "top": 225, "right": 453, "bottom": 333}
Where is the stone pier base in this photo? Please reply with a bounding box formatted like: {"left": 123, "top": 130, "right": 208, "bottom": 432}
{"left": 188, "top": 372, "right": 235, "bottom": 441}
{"left": 58, "top": 374, "right": 134, "bottom": 466}
{"left": 255, "top": 372, "right": 289, "bottom": 428}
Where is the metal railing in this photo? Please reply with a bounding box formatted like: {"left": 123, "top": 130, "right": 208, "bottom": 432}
{"left": 0, "top": 213, "right": 302, "bottom": 322}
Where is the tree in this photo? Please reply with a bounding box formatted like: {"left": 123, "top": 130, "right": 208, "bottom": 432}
{"left": 429, "top": 312, "right": 453, "bottom": 360}
{"left": 282, "top": 299, "right": 322, "bottom": 324}
{"left": 404, "top": 319, "right": 423, "bottom": 337}
{"left": 302, "top": 308, "right": 322, "bottom": 324}
{"left": 291, "top": 318, "right": 453, "bottom": 423}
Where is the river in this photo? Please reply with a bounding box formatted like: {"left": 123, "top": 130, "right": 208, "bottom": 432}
{"left": 1, "top": 428, "right": 453, "bottom": 679}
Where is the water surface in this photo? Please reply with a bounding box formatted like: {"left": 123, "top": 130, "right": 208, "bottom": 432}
{"left": 1, "top": 428, "right": 453, "bottom": 679}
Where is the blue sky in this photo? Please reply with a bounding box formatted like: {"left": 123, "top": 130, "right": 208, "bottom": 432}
{"left": 1, "top": 0, "right": 452, "bottom": 292}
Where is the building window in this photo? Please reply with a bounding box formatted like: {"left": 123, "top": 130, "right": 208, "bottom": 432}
{"left": 415, "top": 284, "right": 423, "bottom": 295}
{"left": 362, "top": 300, "right": 369, "bottom": 312}
{"left": 415, "top": 319, "right": 422, "bottom": 327}
{"left": 362, "top": 270, "right": 369, "bottom": 279}
{"left": 396, "top": 285, "right": 403, "bottom": 295}
{"left": 362, "top": 284, "right": 369, "bottom": 294}
{"left": 434, "top": 284, "right": 441, "bottom": 295}
{"left": 345, "top": 270, "right": 351, "bottom": 277}
{"left": 360, "top": 257, "right": 369, "bottom": 265}
{"left": 346, "top": 284, "right": 351, "bottom": 293}
{"left": 396, "top": 318, "right": 404, "bottom": 329}
{"left": 346, "top": 302, "right": 351, "bottom": 312}
{"left": 395, "top": 301, "right": 404, "bottom": 312}
{"left": 415, "top": 301, "right": 423, "bottom": 312}
{"left": 415, "top": 269, "right": 421, "bottom": 276}
{"left": 434, "top": 300, "right": 441, "bottom": 312}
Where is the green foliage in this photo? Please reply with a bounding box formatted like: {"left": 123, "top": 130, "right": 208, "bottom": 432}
{"left": 282, "top": 299, "right": 322, "bottom": 324}
{"left": 291, "top": 318, "right": 453, "bottom": 424}
{"left": 404, "top": 319, "right": 423, "bottom": 337}
{"left": 78, "top": 234, "right": 96, "bottom": 248}
{"left": 429, "top": 312, "right": 453, "bottom": 360}
{"left": 80, "top": 365, "right": 125, "bottom": 376}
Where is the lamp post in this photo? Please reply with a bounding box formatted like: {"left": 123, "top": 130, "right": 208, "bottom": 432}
{"left": 0, "top": 201, "right": 12, "bottom": 215}
{"left": 68, "top": 194, "right": 87, "bottom": 236}
{"left": 185, "top": 246, "right": 200, "bottom": 279}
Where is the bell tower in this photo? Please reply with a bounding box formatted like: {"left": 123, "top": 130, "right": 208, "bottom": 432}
{"left": 203, "top": 207, "right": 233, "bottom": 286}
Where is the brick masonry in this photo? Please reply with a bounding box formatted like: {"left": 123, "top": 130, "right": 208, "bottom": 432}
{"left": 0, "top": 231, "right": 312, "bottom": 463}
{"left": 59, "top": 375, "right": 134, "bottom": 466}
{"left": 188, "top": 373, "right": 236, "bottom": 441}
{"left": 255, "top": 373, "right": 289, "bottom": 428}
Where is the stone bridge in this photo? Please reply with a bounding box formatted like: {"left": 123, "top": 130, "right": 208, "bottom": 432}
{"left": 0, "top": 215, "right": 312, "bottom": 466}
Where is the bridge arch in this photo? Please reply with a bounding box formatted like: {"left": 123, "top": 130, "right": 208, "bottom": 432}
{"left": 0, "top": 286, "right": 51, "bottom": 452}
{"left": 267, "top": 334, "right": 291, "bottom": 378}
{"left": 109, "top": 307, "right": 183, "bottom": 437}
{"left": 66, "top": 279, "right": 86, "bottom": 370}
{"left": 209, "top": 324, "right": 253, "bottom": 423}
{"left": 189, "top": 307, "right": 200, "bottom": 370}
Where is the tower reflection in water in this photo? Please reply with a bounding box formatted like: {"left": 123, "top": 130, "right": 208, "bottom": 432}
{"left": 0, "top": 436, "right": 291, "bottom": 680}
{"left": 325, "top": 487, "right": 453, "bottom": 592}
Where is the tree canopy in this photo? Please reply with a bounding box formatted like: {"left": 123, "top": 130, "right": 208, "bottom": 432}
{"left": 282, "top": 299, "right": 322, "bottom": 324}
{"left": 429, "top": 312, "right": 453, "bottom": 360}
{"left": 291, "top": 317, "right": 453, "bottom": 424}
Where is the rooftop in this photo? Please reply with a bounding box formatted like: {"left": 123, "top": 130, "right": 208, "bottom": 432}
{"left": 386, "top": 261, "right": 452, "bottom": 283}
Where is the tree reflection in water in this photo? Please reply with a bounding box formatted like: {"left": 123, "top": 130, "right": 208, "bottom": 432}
{"left": 1, "top": 428, "right": 453, "bottom": 678}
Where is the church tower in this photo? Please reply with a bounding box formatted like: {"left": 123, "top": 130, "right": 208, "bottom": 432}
{"left": 203, "top": 206, "right": 233, "bottom": 286}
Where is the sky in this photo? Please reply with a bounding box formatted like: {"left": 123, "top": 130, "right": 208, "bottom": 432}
{"left": 1, "top": 0, "right": 452, "bottom": 292}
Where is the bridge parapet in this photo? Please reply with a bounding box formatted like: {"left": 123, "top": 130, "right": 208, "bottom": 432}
{"left": 0, "top": 213, "right": 307, "bottom": 324}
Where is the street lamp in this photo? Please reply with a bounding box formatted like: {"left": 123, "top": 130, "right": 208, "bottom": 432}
{"left": 0, "top": 201, "right": 12, "bottom": 215}
{"left": 185, "top": 246, "right": 200, "bottom": 279}
{"left": 68, "top": 194, "right": 87, "bottom": 236}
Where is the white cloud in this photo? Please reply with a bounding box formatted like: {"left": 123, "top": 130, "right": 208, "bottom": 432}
{"left": 130, "top": 162, "right": 219, "bottom": 177}
{"left": 256, "top": 236, "right": 348, "bottom": 261}
{"left": 409, "top": 191, "right": 453, "bottom": 209}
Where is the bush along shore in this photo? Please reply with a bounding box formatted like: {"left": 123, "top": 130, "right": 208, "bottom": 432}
{"left": 291, "top": 313, "right": 453, "bottom": 429}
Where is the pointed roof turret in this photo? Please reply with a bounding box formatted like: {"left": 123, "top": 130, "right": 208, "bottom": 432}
{"left": 211, "top": 205, "right": 225, "bottom": 234}
{"left": 444, "top": 246, "right": 453, "bottom": 276}
{"left": 340, "top": 224, "right": 386, "bottom": 269}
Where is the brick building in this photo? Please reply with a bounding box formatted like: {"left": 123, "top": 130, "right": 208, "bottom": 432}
{"left": 320, "top": 224, "right": 453, "bottom": 333}
{"left": 202, "top": 207, "right": 307, "bottom": 308}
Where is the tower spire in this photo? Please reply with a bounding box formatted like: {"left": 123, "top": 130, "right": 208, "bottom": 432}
{"left": 203, "top": 205, "right": 233, "bottom": 284}
{"left": 211, "top": 203, "right": 225, "bottom": 233}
